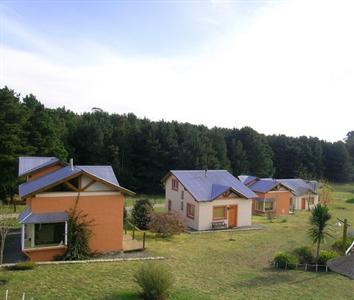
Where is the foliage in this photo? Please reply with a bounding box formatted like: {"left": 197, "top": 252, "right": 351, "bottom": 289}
{"left": 273, "top": 252, "right": 299, "bottom": 269}
{"left": 332, "top": 237, "right": 354, "bottom": 254}
{"left": 0, "top": 220, "right": 11, "bottom": 265}
{"left": 134, "top": 263, "right": 173, "bottom": 300}
{"left": 7, "top": 261, "right": 36, "bottom": 271}
{"left": 346, "top": 198, "right": 354, "bottom": 204}
{"left": 131, "top": 199, "right": 153, "bottom": 230}
{"left": 318, "top": 250, "right": 338, "bottom": 265}
{"left": 308, "top": 204, "right": 332, "bottom": 262}
{"left": 61, "top": 209, "right": 92, "bottom": 260}
{"left": 148, "top": 212, "right": 185, "bottom": 237}
{"left": 0, "top": 86, "right": 353, "bottom": 200}
{"left": 293, "top": 246, "right": 314, "bottom": 264}
{"left": 320, "top": 182, "right": 333, "bottom": 205}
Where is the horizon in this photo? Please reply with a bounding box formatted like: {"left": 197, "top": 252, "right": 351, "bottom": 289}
{"left": 1, "top": 0, "right": 353, "bottom": 142}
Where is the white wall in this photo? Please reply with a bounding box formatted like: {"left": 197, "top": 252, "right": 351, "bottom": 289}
{"left": 164, "top": 175, "right": 199, "bottom": 230}
{"left": 81, "top": 175, "right": 112, "bottom": 192}
{"left": 292, "top": 194, "right": 319, "bottom": 210}
{"left": 164, "top": 175, "right": 252, "bottom": 231}
{"left": 198, "top": 198, "right": 252, "bottom": 230}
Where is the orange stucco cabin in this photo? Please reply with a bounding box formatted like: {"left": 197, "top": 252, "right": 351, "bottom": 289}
{"left": 18, "top": 157, "right": 134, "bottom": 262}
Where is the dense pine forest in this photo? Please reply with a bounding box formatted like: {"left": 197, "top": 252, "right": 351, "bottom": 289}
{"left": 1, "top": 86, "right": 353, "bottom": 199}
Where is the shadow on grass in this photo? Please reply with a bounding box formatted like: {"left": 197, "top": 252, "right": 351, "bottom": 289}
{"left": 104, "top": 291, "right": 139, "bottom": 300}
{"left": 235, "top": 268, "right": 328, "bottom": 288}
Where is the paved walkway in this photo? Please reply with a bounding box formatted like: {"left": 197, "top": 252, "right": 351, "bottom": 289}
{"left": 3, "top": 231, "right": 27, "bottom": 263}
{"left": 327, "top": 255, "right": 354, "bottom": 279}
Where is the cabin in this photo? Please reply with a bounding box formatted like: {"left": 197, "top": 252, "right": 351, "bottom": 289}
{"left": 18, "top": 157, "right": 134, "bottom": 261}
{"left": 162, "top": 170, "right": 256, "bottom": 231}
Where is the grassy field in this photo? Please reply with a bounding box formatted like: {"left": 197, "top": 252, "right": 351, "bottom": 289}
{"left": 0, "top": 185, "right": 353, "bottom": 299}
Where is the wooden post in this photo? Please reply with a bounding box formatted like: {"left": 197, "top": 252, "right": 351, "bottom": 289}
{"left": 326, "top": 265, "right": 328, "bottom": 272}
{"left": 305, "top": 264, "right": 307, "bottom": 271}
{"left": 343, "top": 219, "right": 348, "bottom": 251}
{"left": 143, "top": 232, "right": 146, "bottom": 249}
{"left": 5, "top": 290, "right": 8, "bottom": 300}
{"left": 316, "top": 264, "right": 318, "bottom": 272}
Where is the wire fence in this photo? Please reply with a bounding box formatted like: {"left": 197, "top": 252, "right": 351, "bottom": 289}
{"left": 273, "top": 262, "right": 330, "bottom": 272}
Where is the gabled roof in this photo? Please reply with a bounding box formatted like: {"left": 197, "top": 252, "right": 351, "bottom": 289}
{"left": 248, "top": 178, "right": 293, "bottom": 193}
{"left": 18, "top": 156, "right": 61, "bottom": 177}
{"left": 19, "top": 165, "right": 134, "bottom": 198}
{"left": 278, "top": 179, "right": 317, "bottom": 196}
{"left": 238, "top": 175, "right": 258, "bottom": 186}
{"left": 163, "top": 170, "right": 256, "bottom": 201}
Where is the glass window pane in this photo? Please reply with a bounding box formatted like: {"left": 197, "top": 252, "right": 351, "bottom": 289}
{"left": 35, "top": 223, "right": 65, "bottom": 246}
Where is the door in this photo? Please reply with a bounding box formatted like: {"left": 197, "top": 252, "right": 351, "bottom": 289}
{"left": 301, "top": 198, "right": 306, "bottom": 210}
{"left": 228, "top": 205, "right": 238, "bottom": 228}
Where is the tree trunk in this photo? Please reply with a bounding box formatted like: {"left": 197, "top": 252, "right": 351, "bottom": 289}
{"left": 316, "top": 240, "right": 321, "bottom": 263}
{"left": 11, "top": 194, "right": 16, "bottom": 213}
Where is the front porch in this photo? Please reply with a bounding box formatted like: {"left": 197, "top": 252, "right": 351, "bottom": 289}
{"left": 123, "top": 220, "right": 146, "bottom": 252}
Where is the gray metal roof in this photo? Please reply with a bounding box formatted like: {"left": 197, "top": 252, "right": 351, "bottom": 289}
{"left": 77, "top": 166, "right": 119, "bottom": 185}
{"left": 18, "top": 156, "right": 60, "bottom": 176}
{"left": 278, "top": 179, "right": 316, "bottom": 196}
{"left": 19, "top": 165, "right": 134, "bottom": 198}
{"left": 19, "top": 166, "right": 81, "bottom": 198}
{"left": 238, "top": 175, "right": 258, "bottom": 186}
{"left": 168, "top": 170, "right": 256, "bottom": 201}
{"left": 19, "top": 208, "right": 68, "bottom": 224}
{"left": 248, "top": 179, "right": 280, "bottom": 193}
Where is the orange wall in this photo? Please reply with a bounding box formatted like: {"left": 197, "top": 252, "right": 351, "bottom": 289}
{"left": 252, "top": 191, "right": 291, "bottom": 216}
{"left": 24, "top": 247, "right": 66, "bottom": 261}
{"left": 28, "top": 193, "right": 124, "bottom": 261}
{"left": 28, "top": 164, "right": 63, "bottom": 181}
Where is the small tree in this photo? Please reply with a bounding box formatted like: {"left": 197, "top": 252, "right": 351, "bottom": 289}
{"left": 131, "top": 199, "right": 153, "bottom": 230}
{"left": 61, "top": 209, "right": 92, "bottom": 260}
{"left": 319, "top": 182, "right": 332, "bottom": 205}
{"left": 308, "top": 204, "right": 332, "bottom": 262}
{"left": 0, "top": 220, "right": 10, "bottom": 264}
{"left": 149, "top": 212, "right": 185, "bottom": 238}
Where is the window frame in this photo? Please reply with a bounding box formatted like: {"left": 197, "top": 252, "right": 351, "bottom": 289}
{"left": 255, "top": 199, "right": 275, "bottom": 212}
{"left": 212, "top": 206, "right": 227, "bottom": 220}
{"left": 186, "top": 203, "right": 195, "bottom": 219}
{"left": 172, "top": 178, "right": 179, "bottom": 191}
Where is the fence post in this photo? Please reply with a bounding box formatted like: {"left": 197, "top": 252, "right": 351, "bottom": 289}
{"left": 5, "top": 290, "right": 8, "bottom": 300}
{"left": 316, "top": 264, "right": 318, "bottom": 272}
{"left": 132, "top": 227, "right": 135, "bottom": 240}
{"left": 143, "top": 232, "right": 146, "bottom": 249}
{"left": 305, "top": 264, "right": 307, "bottom": 271}
{"left": 326, "top": 265, "right": 328, "bottom": 272}
{"left": 295, "top": 263, "right": 298, "bottom": 270}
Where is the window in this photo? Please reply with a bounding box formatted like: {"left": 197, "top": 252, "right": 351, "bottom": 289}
{"left": 168, "top": 199, "right": 172, "bottom": 211}
{"left": 213, "top": 206, "right": 226, "bottom": 220}
{"left": 186, "top": 203, "right": 195, "bottom": 219}
{"left": 24, "top": 222, "right": 66, "bottom": 249}
{"left": 181, "top": 190, "right": 184, "bottom": 200}
{"left": 255, "top": 199, "right": 274, "bottom": 212}
{"left": 172, "top": 179, "right": 179, "bottom": 191}
{"left": 181, "top": 201, "right": 184, "bottom": 211}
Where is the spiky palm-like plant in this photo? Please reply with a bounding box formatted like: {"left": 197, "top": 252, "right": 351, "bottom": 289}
{"left": 308, "top": 204, "right": 332, "bottom": 262}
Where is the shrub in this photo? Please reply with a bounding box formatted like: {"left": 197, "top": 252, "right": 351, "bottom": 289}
{"left": 346, "top": 198, "right": 354, "bottom": 204}
{"left": 132, "top": 199, "right": 153, "bottom": 230}
{"left": 280, "top": 218, "right": 287, "bottom": 223}
{"left": 318, "top": 250, "right": 338, "bottom": 265}
{"left": 273, "top": 252, "right": 299, "bottom": 269}
{"left": 294, "top": 246, "right": 314, "bottom": 263}
{"left": 8, "top": 261, "right": 36, "bottom": 271}
{"left": 148, "top": 212, "right": 185, "bottom": 238}
{"left": 134, "top": 263, "right": 173, "bottom": 300}
{"left": 332, "top": 237, "right": 354, "bottom": 254}
{"left": 61, "top": 209, "right": 92, "bottom": 260}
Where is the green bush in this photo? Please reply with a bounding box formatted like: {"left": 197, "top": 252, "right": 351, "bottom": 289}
{"left": 132, "top": 199, "right": 153, "bottom": 230}
{"left": 273, "top": 252, "right": 299, "bottom": 269}
{"left": 148, "top": 212, "right": 185, "bottom": 238}
{"left": 8, "top": 261, "right": 36, "bottom": 271}
{"left": 332, "top": 237, "right": 354, "bottom": 254}
{"left": 346, "top": 198, "right": 354, "bottom": 204}
{"left": 134, "top": 263, "right": 173, "bottom": 300}
{"left": 294, "top": 246, "right": 314, "bottom": 263}
{"left": 318, "top": 250, "right": 338, "bottom": 265}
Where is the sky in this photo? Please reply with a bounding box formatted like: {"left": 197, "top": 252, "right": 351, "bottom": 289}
{"left": 0, "top": 0, "right": 353, "bottom": 142}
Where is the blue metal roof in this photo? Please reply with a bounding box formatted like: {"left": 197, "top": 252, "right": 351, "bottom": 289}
{"left": 168, "top": 170, "right": 256, "bottom": 201}
{"left": 19, "top": 166, "right": 81, "bottom": 198}
{"left": 18, "top": 156, "right": 60, "bottom": 176}
{"left": 238, "top": 175, "right": 258, "bottom": 186}
{"left": 19, "top": 208, "right": 68, "bottom": 224}
{"left": 77, "top": 166, "right": 119, "bottom": 185}
{"left": 278, "top": 179, "right": 317, "bottom": 196}
{"left": 248, "top": 179, "right": 280, "bottom": 193}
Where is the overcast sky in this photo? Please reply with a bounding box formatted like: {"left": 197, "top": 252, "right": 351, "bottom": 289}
{"left": 1, "top": 0, "right": 353, "bottom": 142}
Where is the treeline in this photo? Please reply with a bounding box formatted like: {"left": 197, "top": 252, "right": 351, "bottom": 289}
{"left": 0, "top": 86, "right": 353, "bottom": 198}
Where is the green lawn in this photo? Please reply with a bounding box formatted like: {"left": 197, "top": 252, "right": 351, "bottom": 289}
{"left": 1, "top": 186, "right": 353, "bottom": 299}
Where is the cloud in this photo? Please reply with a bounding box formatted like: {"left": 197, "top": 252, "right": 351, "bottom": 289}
{"left": 1, "top": 0, "right": 353, "bottom": 142}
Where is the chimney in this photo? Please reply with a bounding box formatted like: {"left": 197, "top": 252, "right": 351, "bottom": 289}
{"left": 70, "top": 158, "right": 74, "bottom": 170}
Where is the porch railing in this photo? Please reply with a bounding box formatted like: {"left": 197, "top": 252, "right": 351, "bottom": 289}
{"left": 124, "top": 220, "right": 146, "bottom": 249}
